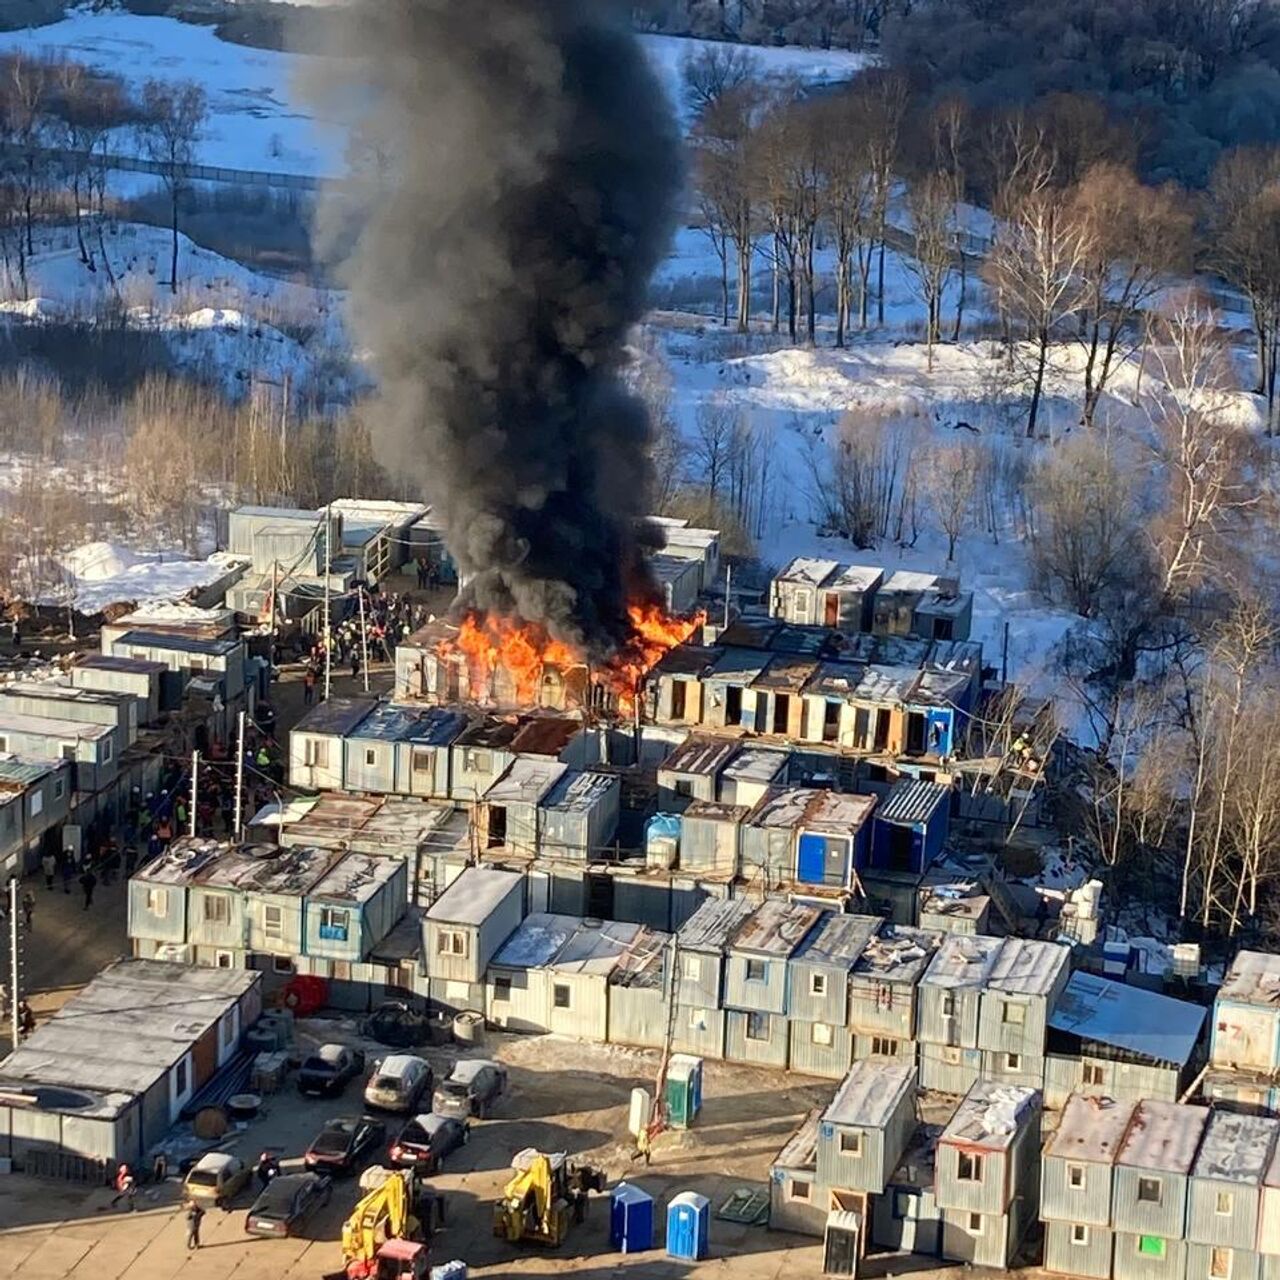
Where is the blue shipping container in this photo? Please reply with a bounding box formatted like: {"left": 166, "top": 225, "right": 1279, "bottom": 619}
{"left": 667, "top": 1191, "right": 710, "bottom": 1261}
{"left": 610, "top": 1182, "right": 655, "bottom": 1254}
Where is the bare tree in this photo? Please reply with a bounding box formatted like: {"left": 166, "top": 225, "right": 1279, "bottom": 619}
{"left": 138, "top": 79, "right": 207, "bottom": 293}
{"left": 920, "top": 439, "right": 977, "bottom": 560}
{"left": 903, "top": 170, "right": 956, "bottom": 368}
{"left": 929, "top": 97, "right": 970, "bottom": 341}
{"left": 681, "top": 42, "right": 761, "bottom": 117}
{"left": 863, "top": 71, "right": 907, "bottom": 327}
{"left": 691, "top": 394, "right": 741, "bottom": 518}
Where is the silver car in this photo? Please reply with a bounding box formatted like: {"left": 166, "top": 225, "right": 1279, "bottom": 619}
{"left": 432, "top": 1059, "right": 507, "bottom": 1119}
{"left": 363, "top": 1054, "right": 433, "bottom": 1113}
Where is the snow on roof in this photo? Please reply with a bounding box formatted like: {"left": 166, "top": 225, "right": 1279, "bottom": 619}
{"left": 941, "top": 1080, "right": 1039, "bottom": 1151}
{"left": 881, "top": 570, "right": 943, "bottom": 595}
{"left": 709, "top": 647, "right": 773, "bottom": 684}
{"left": 772, "top": 1108, "right": 821, "bottom": 1172}
{"left": 133, "top": 836, "right": 227, "bottom": 885}
{"left": 308, "top": 852, "right": 401, "bottom": 904}
{"left": 830, "top": 564, "right": 883, "bottom": 593}
{"left": 485, "top": 757, "right": 568, "bottom": 805}
{"left": 803, "top": 791, "right": 878, "bottom": 834}
{"left": 426, "top": 867, "right": 523, "bottom": 926}
{"left": 730, "top": 898, "right": 822, "bottom": 957}
{"left": 491, "top": 912, "right": 579, "bottom": 969}
{"left": 748, "top": 787, "right": 824, "bottom": 830}
{"left": 660, "top": 736, "right": 740, "bottom": 778}
{"left": 677, "top": 896, "right": 755, "bottom": 952}
{"left": 683, "top": 799, "right": 750, "bottom": 825}
{"left": 0, "top": 708, "right": 113, "bottom": 741}
{"left": 347, "top": 703, "right": 464, "bottom": 746}
{"left": 753, "top": 654, "right": 819, "bottom": 691}
{"left": 793, "top": 913, "right": 881, "bottom": 970}
{"left": 648, "top": 554, "right": 700, "bottom": 585}
{"left": 720, "top": 747, "right": 789, "bottom": 787}
{"left": 330, "top": 498, "right": 429, "bottom": 527}
{"left": 851, "top": 926, "right": 940, "bottom": 983}
{"left": 1116, "top": 1101, "right": 1210, "bottom": 1174}
{"left": 1049, "top": 972, "right": 1206, "bottom": 1068}
{"left": 853, "top": 664, "right": 921, "bottom": 705}
{"left": 912, "top": 670, "right": 972, "bottom": 708}
{"left": 542, "top": 770, "right": 617, "bottom": 813}
{"left": 804, "top": 661, "right": 864, "bottom": 698}
{"left": 196, "top": 842, "right": 343, "bottom": 895}
{"left": 1219, "top": 949, "right": 1280, "bottom": 1007}
{"left": 776, "top": 557, "right": 839, "bottom": 588}
{"left": 1047, "top": 1095, "right": 1138, "bottom": 1165}
{"left": 1193, "top": 1110, "right": 1280, "bottom": 1184}
{"left": 823, "top": 1060, "right": 915, "bottom": 1129}
{"left": 846, "top": 634, "right": 931, "bottom": 666}
{"left": 987, "top": 938, "right": 1069, "bottom": 997}
{"left": 293, "top": 695, "right": 379, "bottom": 738}
{"left": 448, "top": 1058, "right": 501, "bottom": 1085}
{"left": 923, "top": 934, "right": 1005, "bottom": 989}
{"left": 925, "top": 639, "right": 983, "bottom": 676}
{"left": 550, "top": 920, "right": 642, "bottom": 976}
{"left": 233, "top": 505, "right": 323, "bottom": 521}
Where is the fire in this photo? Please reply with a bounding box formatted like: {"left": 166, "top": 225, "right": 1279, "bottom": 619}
{"left": 441, "top": 602, "right": 703, "bottom": 713}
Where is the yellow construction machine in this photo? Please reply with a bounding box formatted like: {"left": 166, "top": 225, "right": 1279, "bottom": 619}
{"left": 492, "top": 1148, "right": 604, "bottom": 1247}
{"left": 341, "top": 1167, "right": 424, "bottom": 1280}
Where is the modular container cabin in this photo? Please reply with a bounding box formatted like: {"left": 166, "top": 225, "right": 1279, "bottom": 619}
{"left": 1259, "top": 1143, "right": 1280, "bottom": 1280}
{"left": 1212, "top": 951, "right": 1280, "bottom": 1077}
{"left": 723, "top": 898, "right": 822, "bottom": 1069}
{"left": 1046, "top": 972, "right": 1207, "bottom": 1107}
{"left": 0, "top": 681, "right": 137, "bottom": 750}
{"left": 903, "top": 670, "right": 971, "bottom": 759}
{"left": 342, "top": 704, "right": 467, "bottom": 798}
{"left": 645, "top": 644, "right": 717, "bottom": 729}
{"left": 228, "top": 504, "right": 337, "bottom": 576}
{"left": 127, "top": 838, "right": 224, "bottom": 956}
{"left": 935, "top": 1080, "right": 1042, "bottom": 1268}
{"left": 866, "top": 779, "right": 951, "bottom": 876}
{"left": 670, "top": 896, "right": 755, "bottom": 1059}
{"left": 289, "top": 696, "right": 378, "bottom": 792}
{"left": 798, "top": 661, "right": 865, "bottom": 747}
{"left": 484, "top": 912, "right": 579, "bottom": 1033}
{"left": 717, "top": 746, "right": 789, "bottom": 809}
{"left": 917, "top": 933, "right": 1005, "bottom": 1094}
{"left": 345, "top": 796, "right": 471, "bottom": 907}
{"left": 703, "top": 647, "right": 772, "bottom": 731}
{"left": 657, "top": 522, "right": 722, "bottom": 592}
{"left": 845, "top": 664, "right": 920, "bottom": 756}
{"left": 606, "top": 928, "right": 673, "bottom": 1050}
{"left": 918, "top": 882, "right": 991, "bottom": 936}
{"left": 848, "top": 924, "right": 940, "bottom": 1063}
{"left": 816, "top": 1060, "right": 917, "bottom": 1202}
{"left": 0, "top": 709, "right": 118, "bottom": 796}
{"left": 276, "top": 792, "right": 382, "bottom": 854}
{"left": 544, "top": 919, "right": 644, "bottom": 1041}
{"left": 479, "top": 757, "right": 568, "bottom": 855}
{"left": 649, "top": 553, "right": 702, "bottom": 615}
{"left": 1042, "top": 1095, "right": 1139, "bottom": 1279}
{"left": 107, "top": 630, "right": 246, "bottom": 703}
{"left": 741, "top": 788, "right": 818, "bottom": 888}
{"left": 538, "top": 769, "right": 621, "bottom": 862}
{"left": 787, "top": 913, "right": 881, "bottom": 1079}
{"left": 329, "top": 498, "right": 428, "bottom": 583}
{"left": 678, "top": 800, "right": 748, "bottom": 875}
{"left": 873, "top": 1122, "right": 944, "bottom": 1256}
{"left": 978, "top": 937, "right": 1071, "bottom": 1089}
{"left": 0, "top": 959, "right": 260, "bottom": 1170}
{"left": 302, "top": 853, "right": 407, "bottom": 966}
{"left": 449, "top": 719, "right": 519, "bottom": 802}
{"left": 771, "top": 1108, "right": 827, "bottom": 1236}
{"left": 770, "top": 558, "right": 882, "bottom": 632}
{"left": 0, "top": 757, "right": 72, "bottom": 875}
{"left": 873, "top": 571, "right": 973, "bottom": 643}
{"left": 797, "top": 791, "right": 878, "bottom": 890}
{"left": 750, "top": 655, "right": 819, "bottom": 740}
{"left": 71, "top": 654, "right": 166, "bottom": 725}
{"left": 1112, "top": 1100, "right": 1211, "bottom": 1280}
{"left": 422, "top": 866, "right": 524, "bottom": 1010}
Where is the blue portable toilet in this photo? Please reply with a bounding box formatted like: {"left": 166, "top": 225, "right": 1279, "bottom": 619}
{"left": 610, "top": 1182, "right": 655, "bottom": 1254}
{"left": 666, "top": 1191, "right": 710, "bottom": 1261}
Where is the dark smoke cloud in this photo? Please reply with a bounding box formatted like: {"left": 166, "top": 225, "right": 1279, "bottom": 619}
{"left": 306, "top": 0, "right": 681, "bottom": 655}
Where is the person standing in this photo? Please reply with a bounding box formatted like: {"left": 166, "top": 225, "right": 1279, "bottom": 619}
{"left": 59, "top": 852, "right": 73, "bottom": 895}
{"left": 185, "top": 1199, "right": 205, "bottom": 1249}
{"left": 40, "top": 850, "right": 56, "bottom": 890}
{"left": 79, "top": 868, "right": 97, "bottom": 911}
{"left": 110, "top": 1164, "right": 137, "bottom": 1211}
{"left": 303, "top": 666, "right": 316, "bottom": 706}
{"left": 20, "top": 889, "right": 34, "bottom": 931}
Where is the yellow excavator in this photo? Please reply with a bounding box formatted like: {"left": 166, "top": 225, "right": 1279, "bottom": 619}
{"left": 492, "top": 1148, "right": 604, "bottom": 1247}
{"left": 340, "top": 1168, "right": 429, "bottom": 1280}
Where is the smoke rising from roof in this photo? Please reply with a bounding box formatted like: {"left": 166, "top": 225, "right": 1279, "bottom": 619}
{"left": 307, "top": 0, "right": 681, "bottom": 655}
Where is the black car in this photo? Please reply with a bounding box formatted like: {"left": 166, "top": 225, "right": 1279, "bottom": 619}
{"left": 243, "top": 1172, "right": 332, "bottom": 1238}
{"left": 364, "top": 1000, "right": 430, "bottom": 1049}
{"left": 304, "top": 1116, "right": 387, "bottom": 1176}
{"left": 387, "top": 1113, "right": 468, "bottom": 1174}
{"left": 297, "top": 1044, "right": 366, "bottom": 1098}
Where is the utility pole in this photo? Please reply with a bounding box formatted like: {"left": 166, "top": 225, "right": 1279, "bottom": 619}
{"left": 189, "top": 750, "right": 199, "bottom": 838}
{"left": 233, "top": 710, "right": 246, "bottom": 840}
{"left": 323, "top": 505, "right": 332, "bottom": 701}
{"left": 723, "top": 563, "right": 732, "bottom": 631}
{"left": 8, "top": 877, "right": 19, "bottom": 1052}
{"left": 358, "top": 587, "right": 370, "bottom": 693}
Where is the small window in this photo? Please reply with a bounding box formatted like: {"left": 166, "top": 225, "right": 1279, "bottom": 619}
{"left": 1005, "top": 1052, "right": 1022, "bottom": 1072}
{"left": 1215, "top": 1191, "right": 1233, "bottom": 1217}
{"left": 174, "top": 1059, "right": 188, "bottom": 1095}
{"left": 957, "top": 1152, "right": 983, "bottom": 1183}
{"left": 304, "top": 739, "right": 330, "bottom": 768}
{"left": 967, "top": 1212, "right": 983, "bottom": 1235}
{"left": 262, "top": 904, "right": 283, "bottom": 939}
{"left": 1138, "top": 1236, "right": 1166, "bottom": 1260}
{"left": 1137, "top": 1177, "right": 1162, "bottom": 1205}
{"left": 790, "top": 1179, "right": 811, "bottom": 1203}
{"left": 811, "top": 1022, "right": 834, "bottom": 1047}
{"left": 810, "top": 972, "right": 827, "bottom": 997}
{"left": 464, "top": 748, "right": 491, "bottom": 773}
{"left": 553, "top": 983, "right": 571, "bottom": 1010}
{"left": 493, "top": 975, "right": 511, "bottom": 1003}
{"left": 411, "top": 749, "right": 433, "bottom": 774}
{"left": 271, "top": 955, "right": 294, "bottom": 974}
{"left": 941, "top": 991, "right": 955, "bottom": 1017}
{"left": 1083, "top": 1062, "right": 1107, "bottom": 1086}
{"left": 60, "top": 742, "right": 76, "bottom": 761}
{"left": 745, "top": 1011, "right": 769, "bottom": 1041}
{"left": 893, "top": 1191, "right": 914, "bottom": 1220}
{"left": 871, "top": 1036, "right": 899, "bottom": 1057}
{"left": 686, "top": 1007, "right": 705, "bottom": 1030}
{"left": 1067, "top": 1164, "right": 1086, "bottom": 1190}
{"left": 1072, "top": 1225, "right": 1090, "bottom": 1246}
{"left": 319, "top": 907, "right": 349, "bottom": 941}
{"left": 1210, "top": 1248, "right": 1232, "bottom": 1280}
{"left": 215, "top": 951, "right": 233, "bottom": 969}
{"left": 942, "top": 1046, "right": 961, "bottom": 1065}
{"left": 745, "top": 958, "right": 767, "bottom": 982}
{"left": 145, "top": 887, "right": 168, "bottom": 915}
{"left": 674, "top": 779, "right": 693, "bottom": 798}
{"left": 1002, "top": 1001, "right": 1025, "bottom": 1025}
{"left": 30, "top": 790, "right": 42, "bottom": 817}
{"left": 102, "top": 738, "right": 113, "bottom": 764}
{"left": 437, "top": 929, "right": 468, "bottom": 957}
{"left": 840, "top": 1131, "right": 863, "bottom": 1156}
{"left": 683, "top": 955, "right": 702, "bottom": 982}
{"left": 52, "top": 776, "right": 65, "bottom": 799}
{"left": 203, "top": 895, "right": 231, "bottom": 924}
{"left": 364, "top": 748, "right": 377, "bottom": 766}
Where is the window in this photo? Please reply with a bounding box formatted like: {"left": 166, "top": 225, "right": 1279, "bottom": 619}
{"left": 1137, "top": 1236, "right": 1166, "bottom": 1260}
{"left": 941, "top": 991, "right": 955, "bottom": 1017}
{"left": 1072, "top": 1225, "right": 1090, "bottom": 1247}
{"left": 840, "top": 1131, "right": 863, "bottom": 1156}
{"left": 967, "top": 1212, "right": 983, "bottom": 1235}
{"left": 1210, "top": 1248, "right": 1232, "bottom": 1280}
{"left": 553, "top": 984, "right": 571, "bottom": 1010}
{"left": 262, "top": 904, "right": 283, "bottom": 940}
{"left": 1002, "top": 1001, "right": 1025, "bottom": 1025}
{"left": 871, "top": 1037, "right": 899, "bottom": 1057}
{"left": 304, "top": 739, "right": 329, "bottom": 768}
{"left": 942, "top": 1046, "right": 962, "bottom": 1065}
{"left": 60, "top": 742, "right": 76, "bottom": 761}
{"left": 1067, "top": 1165, "right": 1086, "bottom": 1190}
{"left": 464, "top": 748, "right": 491, "bottom": 773}
{"left": 683, "top": 955, "right": 702, "bottom": 982}
{"left": 745, "top": 1011, "right": 769, "bottom": 1041}
{"left": 811, "top": 1022, "right": 834, "bottom": 1047}
{"left": 52, "top": 776, "right": 64, "bottom": 800}
{"left": 173, "top": 1059, "right": 188, "bottom": 1096}
{"left": 215, "top": 951, "right": 233, "bottom": 968}
{"left": 957, "top": 1152, "right": 983, "bottom": 1183}
{"left": 893, "top": 1192, "right": 914, "bottom": 1220}
{"left": 1137, "top": 1178, "right": 1162, "bottom": 1205}
{"left": 29, "top": 790, "right": 42, "bottom": 817}
{"left": 203, "top": 895, "right": 231, "bottom": 924}
{"left": 437, "top": 929, "right": 469, "bottom": 958}
{"left": 745, "top": 959, "right": 767, "bottom": 982}
{"left": 1005, "top": 1053, "right": 1022, "bottom": 1072}
{"left": 411, "top": 749, "right": 433, "bottom": 775}
{"left": 102, "top": 738, "right": 113, "bottom": 764}
{"left": 145, "top": 888, "right": 168, "bottom": 915}
{"left": 810, "top": 972, "right": 827, "bottom": 997}
{"left": 271, "top": 955, "right": 294, "bottom": 974}
{"left": 364, "top": 748, "right": 377, "bottom": 766}
{"left": 674, "top": 779, "right": 693, "bottom": 798}
{"left": 493, "top": 975, "right": 511, "bottom": 1003}
{"left": 789, "top": 1179, "right": 811, "bottom": 1203}
{"left": 686, "top": 1007, "right": 706, "bottom": 1030}
{"left": 1215, "top": 1192, "right": 1233, "bottom": 1217}
{"left": 319, "top": 907, "right": 349, "bottom": 942}
{"left": 1083, "top": 1062, "right": 1107, "bottom": 1087}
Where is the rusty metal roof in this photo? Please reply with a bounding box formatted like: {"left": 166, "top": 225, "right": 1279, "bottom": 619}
{"left": 729, "top": 898, "right": 822, "bottom": 957}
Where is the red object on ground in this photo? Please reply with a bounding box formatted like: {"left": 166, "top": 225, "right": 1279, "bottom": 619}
{"left": 282, "top": 975, "right": 328, "bottom": 1015}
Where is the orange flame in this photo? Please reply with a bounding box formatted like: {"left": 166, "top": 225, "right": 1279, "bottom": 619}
{"left": 440, "top": 603, "right": 703, "bottom": 713}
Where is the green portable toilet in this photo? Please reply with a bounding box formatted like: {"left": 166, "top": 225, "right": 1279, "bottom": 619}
{"left": 665, "top": 1054, "right": 704, "bottom": 1130}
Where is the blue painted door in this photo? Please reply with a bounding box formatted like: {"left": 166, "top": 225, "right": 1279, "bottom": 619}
{"left": 797, "top": 833, "right": 827, "bottom": 883}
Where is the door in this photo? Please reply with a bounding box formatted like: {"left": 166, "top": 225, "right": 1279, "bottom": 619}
{"left": 670, "top": 680, "right": 687, "bottom": 720}
{"left": 773, "top": 694, "right": 790, "bottom": 734}
{"left": 487, "top": 806, "right": 507, "bottom": 848}
{"left": 725, "top": 686, "right": 742, "bottom": 725}
{"left": 823, "top": 701, "right": 841, "bottom": 742}
{"left": 906, "top": 713, "right": 927, "bottom": 756}
{"left": 886, "top": 825, "right": 915, "bottom": 872}
{"left": 586, "top": 873, "right": 614, "bottom": 920}
{"left": 874, "top": 709, "right": 891, "bottom": 751}
{"left": 798, "top": 833, "right": 828, "bottom": 884}
{"left": 824, "top": 593, "right": 840, "bottom": 627}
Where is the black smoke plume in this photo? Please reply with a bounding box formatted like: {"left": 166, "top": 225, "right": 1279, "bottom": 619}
{"left": 308, "top": 0, "right": 681, "bottom": 655}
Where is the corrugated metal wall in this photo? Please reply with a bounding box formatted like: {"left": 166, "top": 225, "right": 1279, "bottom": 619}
{"left": 1042, "top": 1154, "right": 1116, "bottom": 1226}
{"left": 1259, "top": 1187, "right": 1280, "bottom": 1256}
{"left": 769, "top": 1170, "right": 827, "bottom": 1236}
{"left": 848, "top": 976, "right": 917, "bottom": 1040}
{"left": 980, "top": 1049, "right": 1045, "bottom": 1091}
{"left": 817, "top": 1118, "right": 887, "bottom": 1194}
{"left": 546, "top": 972, "right": 609, "bottom": 1042}
{"left": 788, "top": 962, "right": 848, "bottom": 1026}
{"left": 1044, "top": 1220, "right": 1114, "bottom": 1278}
{"left": 606, "top": 984, "right": 667, "bottom": 1049}
{"left": 486, "top": 966, "right": 550, "bottom": 1033}
{"left": 344, "top": 739, "right": 397, "bottom": 793}
{"left": 1187, "top": 1181, "right": 1261, "bottom": 1250}
{"left": 671, "top": 1004, "right": 725, "bottom": 1059}
{"left": 1113, "top": 1232, "right": 1189, "bottom": 1280}
{"left": 918, "top": 1044, "right": 982, "bottom": 1095}
{"left": 788, "top": 1021, "right": 854, "bottom": 1079}
{"left": 1114, "top": 1166, "right": 1191, "bottom": 1241}
{"left": 977, "top": 991, "right": 1048, "bottom": 1058}
{"left": 1185, "top": 1244, "right": 1261, "bottom": 1280}
{"left": 674, "top": 951, "right": 724, "bottom": 1010}
{"left": 724, "top": 1010, "right": 789, "bottom": 1069}
{"left": 918, "top": 982, "right": 982, "bottom": 1048}
{"left": 852, "top": 1033, "right": 916, "bottom": 1064}
{"left": 724, "top": 953, "right": 789, "bottom": 1016}
{"left": 872, "top": 1185, "right": 941, "bottom": 1256}
{"left": 127, "top": 881, "right": 188, "bottom": 945}
{"left": 740, "top": 824, "right": 793, "bottom": 886}
{"left": 940, "top": 1208, "right": 1012, "bottom": 1268}
{"left": 935, "top": 1141, "right": 1009, "bottom": 1217}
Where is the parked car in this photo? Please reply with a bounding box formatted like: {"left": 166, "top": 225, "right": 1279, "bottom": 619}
{"left": 243, "top": 1172, "right": 332, "bottom": 1238}
{"left": 364, "top": 1000, "right": 430, "bottom": 1048}
{"left": 432, "top": 1059, "right": 507, "bottom": 1120}
{"left": 364, "top": 1055, "right": 433, "bottom": 1113}
{"left": 387, "top": 1113, "right": 469, "bottom": 1173}
{"left": 184, "top": 1152, "right": 252, "bottom": 1207}
{"left": 298, "top": 1044, "right": 366, "bottom": 1099}
{"left": 304, "top": 1116, "right": 387, "bottom": 1176}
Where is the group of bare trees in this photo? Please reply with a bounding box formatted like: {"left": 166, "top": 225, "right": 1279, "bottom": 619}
{"left": 635, "top": 0, "right": 912, "bottom": 48}
{"left": 0, "top": 50, "right": 206, "bottom": 298}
